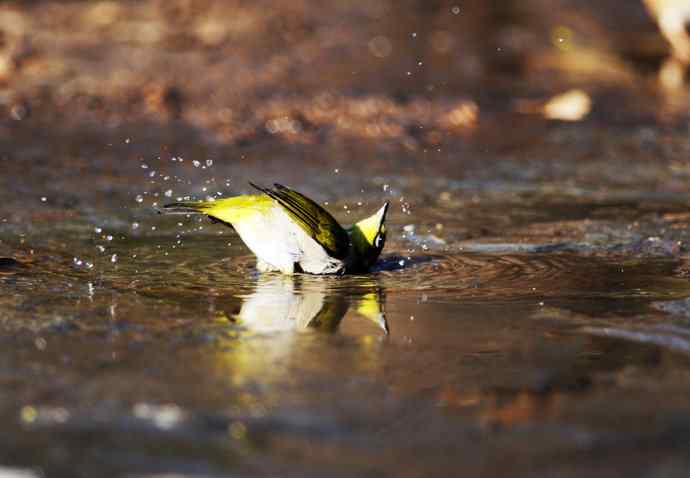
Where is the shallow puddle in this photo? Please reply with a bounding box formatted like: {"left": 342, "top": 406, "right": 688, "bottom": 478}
{"left": 2, "top": 0, "right": 690, "bottom": 474}
{"left": 3, "top": 157, "right": 690, "bottom": 476}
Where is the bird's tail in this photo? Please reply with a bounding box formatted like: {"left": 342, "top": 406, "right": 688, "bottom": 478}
{"left": 159, "top": 201, "right": 210, "bottom": 215}
{"left": 159, "top": 195, "right": 268, "bottom": 226}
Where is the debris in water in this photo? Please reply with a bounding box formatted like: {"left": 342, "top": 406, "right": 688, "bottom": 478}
{"left": 0, "top": 257, "right": 23, "bottom": 270}
{"left": 514, "top": 89, "right": 591, "bottom": 121}
{"left": 542, "top": 89, "right": 592, "bottom": 121}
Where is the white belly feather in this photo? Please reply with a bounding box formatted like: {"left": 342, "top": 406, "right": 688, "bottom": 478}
{"left": 232, "top": 206, "right": 344, "bottom": 275}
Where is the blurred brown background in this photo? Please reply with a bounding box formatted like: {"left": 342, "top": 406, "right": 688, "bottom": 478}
{"left": 0, "top": 0, "right": 687, "bottom": 164}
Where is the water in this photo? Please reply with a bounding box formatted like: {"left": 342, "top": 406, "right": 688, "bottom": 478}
{"left": 3, "top": 117, "right": 690, "bottom": 477}
{"left": 1, "top": 0, "right": 690, "bottom": 473}
{"left": 0, "top": 73, "right": 690, "bottom": 477}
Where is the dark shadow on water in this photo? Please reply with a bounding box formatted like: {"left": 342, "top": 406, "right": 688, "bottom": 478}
{"left": 0, "top": 257, "right": 25, "bottom": 271}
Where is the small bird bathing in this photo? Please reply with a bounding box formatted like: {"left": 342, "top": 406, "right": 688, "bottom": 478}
{"left": 161, "top": 183, "right": 389, "bottom": 275}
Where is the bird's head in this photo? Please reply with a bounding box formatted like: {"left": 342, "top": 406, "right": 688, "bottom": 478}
{"left": 348, "top": 202, "right": 389, "bottom": 272}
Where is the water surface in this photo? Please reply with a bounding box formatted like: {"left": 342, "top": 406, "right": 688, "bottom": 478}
{"left": 3, "top": 133, "right": 690, "bottom": 477}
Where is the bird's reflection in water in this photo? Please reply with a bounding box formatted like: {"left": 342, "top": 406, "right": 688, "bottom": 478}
{"left": 204, "top": 275, "right": 388, "bottom": 404}
{"left": 231, "top": 274, "right": 388, "bottom": 335}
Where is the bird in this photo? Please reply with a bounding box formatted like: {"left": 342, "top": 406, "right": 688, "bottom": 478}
{"left": 161, "top": 183, "right": 389, "bottom": 275}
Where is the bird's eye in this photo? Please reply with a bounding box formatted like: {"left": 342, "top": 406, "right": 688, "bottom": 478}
{"left": 374, "top": 235, "right": 382, "bottom": 248}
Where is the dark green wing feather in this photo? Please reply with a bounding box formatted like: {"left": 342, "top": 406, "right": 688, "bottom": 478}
{"left": 249, "top": 183, "right": 350, "bottom": 259}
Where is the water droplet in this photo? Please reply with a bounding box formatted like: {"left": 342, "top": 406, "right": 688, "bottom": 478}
{"left": 106, "top": 235, "right": 113, "bottom": 241}
{"left": 94, "top": 227, "right": 102, "bottom": 233}
{"left": 111, "top": 254, "right": 118, "bottom": 263}
{"left": 131, "top": 222, "right": 140, "bottom": 229}
{"left": 141, "top": 164, "right": 149, "bottom": 169}
{"left": 193, "top": 160, "right": 201, "bottom": 167}
{"left": 206, "top": 159, "right": 213, "bottom": 167}
{"left": 135, "top": 195, "right": 144, "bottom": 203}
{"left": 40, "top": 196, "right": 47, "bottom": 202}
{"left": 97, "top": 245, "right": 105, "bottom": 253}
{"left": 451, "top": 5, "right": 460, "bottom": 14}
{"left": 164, "top": 189, "right": 173, "bottom": 197}
{"left": 383, "top": 184, "right": 389, "bottom": 192}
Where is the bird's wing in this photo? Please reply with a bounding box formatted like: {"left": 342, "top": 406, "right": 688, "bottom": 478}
{"left": 249, "top": 183, "right": 350, "bottom": 259}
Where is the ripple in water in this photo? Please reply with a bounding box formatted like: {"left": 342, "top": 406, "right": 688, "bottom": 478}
{"left": 374, "top": 252, "right": 689, "bottom": 302}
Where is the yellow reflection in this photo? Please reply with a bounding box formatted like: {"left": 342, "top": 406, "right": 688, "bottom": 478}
{"left": 355, "top": 292, "right": 388, "bottom": 333}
